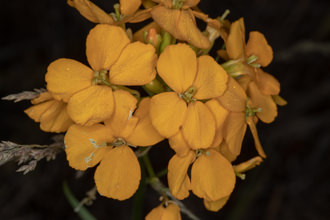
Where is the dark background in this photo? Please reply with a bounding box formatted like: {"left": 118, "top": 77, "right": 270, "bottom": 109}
{"left": 1, "top": 0, "right": 330, "bottom": 219}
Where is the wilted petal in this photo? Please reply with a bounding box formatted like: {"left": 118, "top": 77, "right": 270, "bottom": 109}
{"left": 25, "top": 100, "right": 56, "bottom": 123}
{"left": 120, "top": 0, "right": 141, "bottom": 15}
{"left": 64, "top": 124, "right": 113, "bottom": 170}
{"left": 176, "top": 9, "right": 210, "bottom": 49}
{"left": 246, "top": 117, "right": 266, "bottom": 158}
{"left": 110, "top": 42, "right": 157, "bottom": 85}
{"left": 45, "top": 58, "right": 93, "bottom": 102}
{"left": 150, "top": 92, "right": 187, "bottom": 138}
{"left": 191, "top": 149, "right": 235, "bottom": 201}
{"left": 157, "top": 44, "right": 197, "bottom": 93}
{"left": 168, "top": 152, "right": 195, "bottom": 200}
{"left": 246, "top": 31, "right": 273, "bottom": 67}
{"left": 86, "top": 24, "right": 130, "bottom": 71}
{"left": 40, "top": 101, "right": 73, "bottom": 133}
{"left": 226, "top": 18, "right": 245, "bottom": 60}
{"left": 182, "top": 101, "right": 216, "bottom": 149}
{"left": 193, "top": 56, "right": 228, "bottom": 100}
{"left": 67, "top": 85, "right": 114, "bottom": 126}
{"left": 94, "top": 146, "right": 141, "bottom": 200}
{"left": 68, "top": 0, "right": 114, "bottom": 24}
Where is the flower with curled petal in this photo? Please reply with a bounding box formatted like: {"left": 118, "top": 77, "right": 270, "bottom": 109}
{"left": 46, "top": 24, "right": 157, "bottom": 126}
{"left": 25, "top": 91, "right": 73, "bottom": 133}
{"left": 64, "top": 91, "right": 163, "bottom": 200}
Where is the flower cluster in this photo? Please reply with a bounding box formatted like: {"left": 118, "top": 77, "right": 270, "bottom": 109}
{"left": 21, "top": 0, "right": 286, "bottom": 218}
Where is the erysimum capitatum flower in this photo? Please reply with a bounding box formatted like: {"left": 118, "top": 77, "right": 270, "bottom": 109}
{"left": 167, "top": 130, "right": 236, "bottom": 210}
{"left": 151, "top": 0, "right": 211, "bottom": 49}
{"left": 24, "top": 91, "right": 73, "bottom": 132}
{"left": 150, "top": 43, "right": 228, "bottom": 149}
{"left": 64, "top": 91, "right": 163, "bottom": 200}
{"left": 45, "top": 24, "right": 157, "bottom": 126}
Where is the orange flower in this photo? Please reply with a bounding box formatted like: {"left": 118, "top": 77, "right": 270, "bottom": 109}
{"left": 167, "top": 130, "right": 236, "bottom": 204}
{"left": 151, "top": 0, "right": 211, "bottom": 49}
{"left": 64, "top": 91, "right": 163, "bottom": 200}
{"left": 146, "top": 202, "right": 181, "bottom": 220}
{"left": 25, "top": 91, "right": 73, "bottom": 133}
{"left": 217, "top": 76, "right": 267, "bottom": 159}
{"left": 150, "top": 44, "right": 228, "bottom": 149}
{"left": 46, "top": 24, "right": 157, "bottom": 126}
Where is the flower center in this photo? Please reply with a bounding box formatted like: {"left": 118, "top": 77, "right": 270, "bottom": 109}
{"left": 195, "top": 149, "right": 210, "bottom": 157}
{"left": 180, "top": 86, "right": 197, "bottom": 103}
{"left": 172, "top": 0, "right": 184, "bottom": 9}
{"left": 112, "top": 137, "right": 127, "bottom": 147}
{"left": 245, "top": 104, "right": 262, "bottom": 117}
{"left": 92, "top": 69, "right": 110, "bottom": 85}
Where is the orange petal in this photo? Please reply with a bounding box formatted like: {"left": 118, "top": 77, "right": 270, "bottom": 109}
{"left": 218, "top": 141, "right": 239, "bottom": 162}
{"left": 120, "top": 8, "right": 152, "bottom": 23}
{"left": 94, "top": 145, "right": 141, "bottom": 200}
{"left": 191, "top": 149, "right": 235, "bottom": 201}
{"left": 151, "top": 6, "right": 180, "bottom": 38}
{"left": 226, "top": 18, "right": 245, "bottom": 60}
{"left": 86, "top": 24, "right": 130, "bottom": 71}
{"left": 68, "top": 0, "right": 114, "bottom": 24}
{"left": 246, "top": 117, "right": 266, "bottom": 158}
{"left": 193, "top": 56, "right": 228, "bottom": 99}
{"left": 233, "top": 156, "right": 263, "bottom": 173}
{"left": 105, "top": 90, "right": 138, "bottom": 138}
{"left": 120, "top": 0, "right": 141, "bottom": 15}
{"left": 182, "top": 101, "right": 216, "bottom": 149}
{"left": 157, "top": 44, "right": 197, "bottom": 93}
{"left": 109, "top": 42, "right": 157, "bottom": 85}
{"left": 272, "top": 95, "right": 287, "bottom": 106}
{"left": 146, "top": 203, "right": 181, "bottom": 220}
{"left": 203, "top": 196, "right": 230, "bottom": 212}
{"left": 182, "top": 0, "right": 200, "bottom": 8}
{"left": 222, "top": 112, "right": 247, "bottom": 159}
{"left": 217, "top": 76, "right": 247, "bottom": 112}
{"left": 64, "top": 124, "right": 113, "bottom": 170}
{"left": 168, "top": 130, "right": 191, "bottom": 157}
{"left": 205, "top": 99, "right": 229, "bottom": 147}
{"left": 67, "top": 85, "right": 114, "bottom": 126}
{"left": 246, "top": 31, "right": 273, "bottom": 67}
{"left": 31, "top": 92, "right": 53, "bottom": 104}
{"left": 176, "top": 9, "right": 211, "bottom": 49}
{"left": 150, "top": 92, "right": 187, "bottom": 138}
{"left": 45, "top": 58, "right": 93, "bottom": 102}
{"left": 126, "top": 98, "right": 164, "bottom": 146}
{"left": 24, "top": 100, "right": 55, "bottom": 123}
{"left": 248, "top": 82, "right": 277, "bottom": 123}
{"left": 168, "top": 152, "right": 195, "bottom": 200}
{"left": 40, "top": 101, "right": 74, "bottom": 133}
{"left": 255, "top": 69, "right": 280, "bottom": 95}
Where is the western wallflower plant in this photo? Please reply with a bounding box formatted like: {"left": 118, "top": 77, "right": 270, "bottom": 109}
{"left": 1, "top": 0, "right": 286, "bottom": 219}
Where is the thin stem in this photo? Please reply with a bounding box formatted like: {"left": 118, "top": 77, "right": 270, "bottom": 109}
{"left": 142, "top": 153, "right": 156, "bottom": 178}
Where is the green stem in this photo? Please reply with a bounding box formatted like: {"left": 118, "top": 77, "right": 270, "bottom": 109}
{"left": 62, "top": 181, "right": 97, "bottom": 220}
{"left": 142, "top": 153, "right": 156, "bottom": 178}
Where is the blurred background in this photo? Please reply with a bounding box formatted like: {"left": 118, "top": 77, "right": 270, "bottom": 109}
{"left": 0, "top": 0, "right": 329, "bottom": 219}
